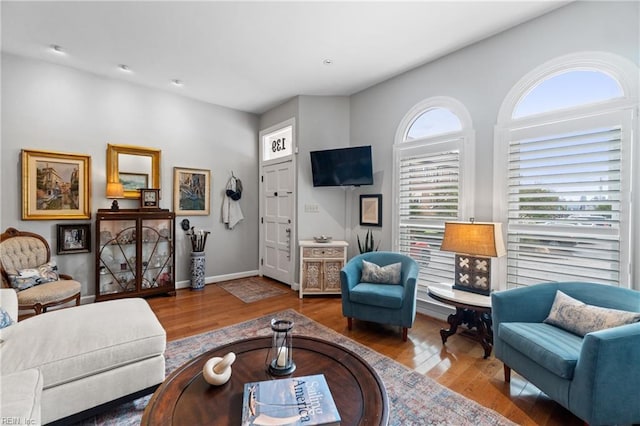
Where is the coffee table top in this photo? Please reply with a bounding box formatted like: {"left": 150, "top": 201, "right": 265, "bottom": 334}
{"left": 142, "top": 335, "right": 389, "bottom": 425}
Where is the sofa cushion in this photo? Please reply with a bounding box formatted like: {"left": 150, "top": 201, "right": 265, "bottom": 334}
{"left": 0, "top": 298, "right": 166, "bottom": 389}
{"left": 7, "top": 261, "right": 59, "bottom": 291}
{"left": 544, "top": 290, "right": 640, "bottom": 337}
{"left": 349, "top": 283, "right": 404, "bottom": 309}
{"left": 0, "top": 368, "right": 43, "bottom": 425}
{"left": 361, "top": 260, "right": 401, "bottom": 285}
{"left": 0, "top": 307, "right": 14, "bottom": 329}
{"left": 499, "top": 322, "right": 583, "bottom": 379}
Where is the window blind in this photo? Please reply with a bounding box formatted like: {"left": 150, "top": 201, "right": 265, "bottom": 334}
{"left": 506, "top": 114, "right": 625, "bottom": 288}
{"left": 398, "top": 149, "right": 460, "bottom": 286}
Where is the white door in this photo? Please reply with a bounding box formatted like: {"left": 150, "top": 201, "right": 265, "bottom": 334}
{"left": 261, "top": 160, "right": 295, "bottom": 284}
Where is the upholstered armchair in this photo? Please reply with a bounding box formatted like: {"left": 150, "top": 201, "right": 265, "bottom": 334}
{"left": 0, "top": 227, "right": 81, "bottom": 316}
{"left": 492, "top": 282, "right": 640, "bottom": 426}
{"left": 341, "top": 251, "right": 419, "bottom": 341}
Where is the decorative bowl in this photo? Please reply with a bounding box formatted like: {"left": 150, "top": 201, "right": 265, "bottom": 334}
{"left": 313, "top": 236, "right": 333, "bottom": 243}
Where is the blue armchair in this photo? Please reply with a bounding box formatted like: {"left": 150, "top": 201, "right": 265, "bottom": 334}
{"left": 492, "top": 282, "right": 640, "bottom": 426}
{"left": 340, "top": 251, "right": 419, "bottom": 341}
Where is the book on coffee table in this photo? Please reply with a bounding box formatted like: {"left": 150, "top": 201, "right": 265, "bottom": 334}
{"left": 241, "top": 373, "right": 341, "bottom": 425}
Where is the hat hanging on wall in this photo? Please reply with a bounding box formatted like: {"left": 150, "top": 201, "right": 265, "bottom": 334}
{"left": 225, "top": 174, "right": 243, "bottom": 201}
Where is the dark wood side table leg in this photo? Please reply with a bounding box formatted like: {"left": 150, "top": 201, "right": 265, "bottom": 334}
{"left": 476, "top": 311, "right": 493, "bottom": 359}
{"left": 440, "top": 307, "right": 464, "bottom": 344}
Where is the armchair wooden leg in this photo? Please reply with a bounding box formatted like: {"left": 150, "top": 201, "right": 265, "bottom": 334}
{"left": 503, "top": 364, "right": 511, "bottom": 383}
{"left": 347, "top": 317, "right": 353, "bottom": 330}
{"left": 402, "top": 327, "right": 408, "bottom": 342}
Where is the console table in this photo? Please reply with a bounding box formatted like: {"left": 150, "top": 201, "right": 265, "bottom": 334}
{"left": 298, "top": 240, "right": 348, "bottom": 298}
{"left": 428, "top": 286, "right": 493, "bottom": 358}
{"left": 142, "top": 336, "right": 388, "bottom": 425}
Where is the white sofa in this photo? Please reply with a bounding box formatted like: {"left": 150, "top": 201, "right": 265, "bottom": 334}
{"left": 0, "top": 288, "right": 166, "bottom": 424}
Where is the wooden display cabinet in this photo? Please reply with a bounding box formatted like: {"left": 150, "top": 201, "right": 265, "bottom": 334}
{"left": 299, "top": 240, "right": 348, "bottom": 298}
{"left": 95, "top": 209, "right": 176, "bottom": 301}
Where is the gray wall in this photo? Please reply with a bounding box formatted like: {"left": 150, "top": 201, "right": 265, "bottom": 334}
{"left": 348, "top": 0, "right": 639, "bottom": 254}
{"left": 1, "top": 53, "right": 260, "bottom": 298}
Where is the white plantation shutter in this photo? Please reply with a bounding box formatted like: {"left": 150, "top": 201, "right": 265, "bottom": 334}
{"left": 397, "top": 144, "right": 461, "bottom": 286}
{"left": 505, "top": 110, "right": 631, "bottom": 288}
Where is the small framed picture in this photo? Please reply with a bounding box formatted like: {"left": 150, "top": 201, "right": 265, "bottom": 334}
{"left": 173, "top": 167, "right": 211, "bottom": 216}
{"left": 139, "top": 188, "right": 161, "bottom": 209}
{"left": 57, "top": 224, "right": 91, "bottom": 254}
{"left": 360, "top": 194, "right": 382, "bottom": 227}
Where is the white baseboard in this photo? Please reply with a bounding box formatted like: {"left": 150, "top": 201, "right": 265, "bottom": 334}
{"left": 176, "top": 269, "right": 260, "bottom": 290}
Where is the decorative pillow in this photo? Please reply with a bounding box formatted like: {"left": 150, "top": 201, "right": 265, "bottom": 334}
{"left": 7, "top": 261, "right": 59, "bottom": 291}
{"left": 361, "top": 260, "right": 402, "bottom": 285}
{"left": 0, "top": 307, "right": 14, "bottom": 329}
{"left": 544, "top": 290, "right": 640, "bottom": 337}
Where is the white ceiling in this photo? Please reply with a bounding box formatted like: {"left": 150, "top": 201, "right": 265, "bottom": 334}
{"left": 1, "top": 1, "right": 569, "bottom": 114}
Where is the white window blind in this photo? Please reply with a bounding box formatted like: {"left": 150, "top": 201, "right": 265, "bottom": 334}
{"left": 506, "top": 111, "right": 629, "bottom": 287}
{"left": 398, "top": 148, "right": 460, "bottom": 285}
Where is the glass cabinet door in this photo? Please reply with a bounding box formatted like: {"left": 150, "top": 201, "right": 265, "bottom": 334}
{"left": 98, "top": 219, "right": 137, "bottom": 295}
{"left": 140, "top": 218, "right": 173, "bottom": 290}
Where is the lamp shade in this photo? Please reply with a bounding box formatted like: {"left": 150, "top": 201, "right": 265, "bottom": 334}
{"left": 106, "top": 182, "right": 125, "bottom": 199}
{"left": 440, "top": 222, "right": 506, "bottom": 258}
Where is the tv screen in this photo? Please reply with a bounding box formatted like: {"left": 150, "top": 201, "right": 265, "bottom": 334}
{"left": 310, "top": 145, "right": 373, "bottom": 187}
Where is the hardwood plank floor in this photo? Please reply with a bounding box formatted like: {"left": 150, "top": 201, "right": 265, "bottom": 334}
{"left": 146, "top": 277, "right": 583, "bottom": 426}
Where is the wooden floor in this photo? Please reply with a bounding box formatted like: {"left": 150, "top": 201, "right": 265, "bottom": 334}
{"left": 146, "top": 276, "right": 583, "bottom": 426}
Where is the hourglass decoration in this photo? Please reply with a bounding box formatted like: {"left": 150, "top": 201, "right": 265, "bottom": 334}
{"left": 268, "top": 318, "right": 295, "bottom": 376}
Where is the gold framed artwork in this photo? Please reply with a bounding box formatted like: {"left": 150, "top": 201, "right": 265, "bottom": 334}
{"left": 22, "top": 149, "right": 91, "bottom": 220}
{"left": 173, "top": 167, "right": 211, "bottom": 216}
{"left": 359, "top": 194, "right": 382, "bottom": 227}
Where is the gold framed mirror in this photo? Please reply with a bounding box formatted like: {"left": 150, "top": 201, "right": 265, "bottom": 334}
{"left": 106, "top": 144, "right": 161, "bottom": 199}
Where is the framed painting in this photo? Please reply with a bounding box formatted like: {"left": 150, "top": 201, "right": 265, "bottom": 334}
{"left": 173, "top": 167, "right": 211, "bottom": 216}
{"left": 57, "top": 223, "right": 91, "bottom": 254}
{"left": 360, "top": 194, "right": 382, "bottom": 227}
{"left": 22, "top": 149, "right": 91, "bottom": 220}
{"left": 119, "top": 172, "right": 148, "bottom": 191}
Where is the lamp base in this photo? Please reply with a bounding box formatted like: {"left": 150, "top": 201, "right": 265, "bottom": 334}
{"left": 110, "top": 200, "right": 120, "bottom": 211}
{"left": 268, "top": 361, "right": 296, "bottom": 376}
{"left": 453, "top": 254, "right": 491, "bottom": 296}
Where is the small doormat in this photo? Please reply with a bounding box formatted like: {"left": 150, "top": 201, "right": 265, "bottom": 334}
{"left": 217, "top": 277, "right": 289, "bottom": 303}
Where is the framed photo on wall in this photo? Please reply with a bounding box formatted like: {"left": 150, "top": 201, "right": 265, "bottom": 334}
{"left": 360, "top": 194, "right": 382, "bottom": 227}
{"left": 173, "top": 167, "right": 211, "bottom": 216}
{"left": 22, "top": 149, "right": 91, "bottom": 220}
{"left": 56, "top": 223, "right": 91, "bottom": 254}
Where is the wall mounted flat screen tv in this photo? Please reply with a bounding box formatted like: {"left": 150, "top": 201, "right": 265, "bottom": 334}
{"left": 310, "top": 145, "right": 373, "bottom": 187}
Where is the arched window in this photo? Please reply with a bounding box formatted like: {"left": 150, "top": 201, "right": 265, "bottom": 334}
{"left": 405, "top": 107, "right": 462, "bottom": 140}
{"left": 393, "top": 97, "right": 474, "bottom": 288}
{"left": 513, "top": 69, "right": 624, "bottom": 118}
{"left": 495, "top": 52, "right": 638, "bottom": 289}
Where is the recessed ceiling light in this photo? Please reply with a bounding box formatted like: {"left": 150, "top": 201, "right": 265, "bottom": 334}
{"left": 171, "top": 79, "right": 184, "bottom": 87}
{"left": 118, "top": 64, "right": 131, "bottom": 72}
{"left": 323, "top": 59, "right": 333, "bottom": 65}
{"left": 50, "top": 44, "right": 65, "bottom": 54}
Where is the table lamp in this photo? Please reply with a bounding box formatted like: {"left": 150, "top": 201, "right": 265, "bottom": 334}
{"left": 440, "top": 220, "right": 506, "bottom": 295}
{"left": 106, "top": 182, "right": 125, "bottom": 211}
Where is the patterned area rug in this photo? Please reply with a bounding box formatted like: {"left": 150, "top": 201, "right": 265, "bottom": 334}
{"left": 217, "top": 277, "right": 289, "bottom": 303}
{"left": 81, "top": 310, "right": 515, "bottom": 426}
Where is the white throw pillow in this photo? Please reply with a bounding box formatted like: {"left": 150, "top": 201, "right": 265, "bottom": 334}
{"left": 544, "top": 290, "right": 640, "bottom": 337}
{"left": 361, "top": 260, "right": 402, "bottom": 285}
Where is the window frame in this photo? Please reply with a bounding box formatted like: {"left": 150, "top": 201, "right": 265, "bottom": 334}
{"left": 494, "top": 51, "right": 639, "bottom": 290}
{"left": 393, "top": 96, "right": 475, "bottom": 293}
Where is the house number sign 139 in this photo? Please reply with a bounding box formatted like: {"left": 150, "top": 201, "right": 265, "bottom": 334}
{"left": 263, "top": 125, "right": 293, "bottom": 161}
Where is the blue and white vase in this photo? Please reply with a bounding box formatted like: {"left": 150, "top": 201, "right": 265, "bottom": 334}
{"left": 190, "top": 251, "right": 205, "bottom": 290}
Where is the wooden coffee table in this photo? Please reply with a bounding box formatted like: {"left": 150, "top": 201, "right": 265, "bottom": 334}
{"left": 142, "top": 336, "right": 389, "bottom": 425}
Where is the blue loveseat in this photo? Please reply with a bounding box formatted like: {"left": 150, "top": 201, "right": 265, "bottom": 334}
{"left": 492, "top": 282, "right": 640, "bottom": 425}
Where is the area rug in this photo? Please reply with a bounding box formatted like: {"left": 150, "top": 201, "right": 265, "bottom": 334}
{"left": 217, "top": 277, "right": 289, "bottom": 303}
{"left": 80, "top": 309, "right": 515, "bottom": 426}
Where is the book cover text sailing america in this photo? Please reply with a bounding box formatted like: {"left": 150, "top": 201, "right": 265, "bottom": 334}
{"left": 241, "top": 374, "right": 340, "bottom": 425}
